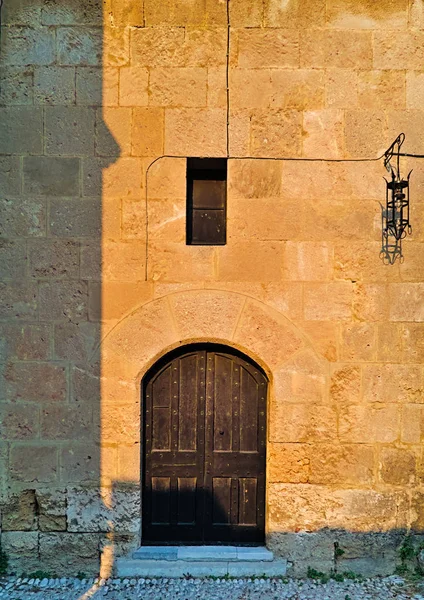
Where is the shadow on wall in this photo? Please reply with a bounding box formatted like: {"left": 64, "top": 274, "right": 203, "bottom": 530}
{"left": 0, "top": 0, "right": 120, "bottom": 576}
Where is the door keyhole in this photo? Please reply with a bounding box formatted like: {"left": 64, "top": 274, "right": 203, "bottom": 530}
{"left": 219, "top": 430, "right": 225, "bottom": 435}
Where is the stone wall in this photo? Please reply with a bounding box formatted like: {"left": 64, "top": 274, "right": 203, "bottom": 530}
{"left": 1, "top": 0, "right": 424, "bottom": 578}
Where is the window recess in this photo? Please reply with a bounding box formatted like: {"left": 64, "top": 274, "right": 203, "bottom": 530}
{"left": 186, "top": 158, "right": 227, "bottom": 246}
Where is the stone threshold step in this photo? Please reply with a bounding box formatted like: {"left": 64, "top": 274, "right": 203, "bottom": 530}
{"left": 132, "top": 545, "right": 274, "bottom": 562}
{"left": 116, "top": 557, "right": 287, "bottom": 578}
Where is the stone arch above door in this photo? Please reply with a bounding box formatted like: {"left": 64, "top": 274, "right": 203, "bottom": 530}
{"left": 99, "top": 289, "right": 329, "bottom": 459}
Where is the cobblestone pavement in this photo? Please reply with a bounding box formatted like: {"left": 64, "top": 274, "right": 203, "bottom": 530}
{"left": 0, "top": 576, "right": 423, "bottom": 600}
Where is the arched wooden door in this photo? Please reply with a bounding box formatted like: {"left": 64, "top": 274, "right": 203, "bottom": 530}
{"left": 142, "top": 344, "right": 267, "bottom": 544}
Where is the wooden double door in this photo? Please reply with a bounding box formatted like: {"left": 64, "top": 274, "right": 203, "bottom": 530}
{"left": 142, "top": 345, "right": 267, "bottom": 544}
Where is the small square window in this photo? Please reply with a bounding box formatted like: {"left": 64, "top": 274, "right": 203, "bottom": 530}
{"left": 187, "top": 158, "right": 227, "bottom": 245}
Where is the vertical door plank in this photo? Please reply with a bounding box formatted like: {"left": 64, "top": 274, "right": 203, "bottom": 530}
{"left": 240, "top": 367, "right": 258, "bottom": 452}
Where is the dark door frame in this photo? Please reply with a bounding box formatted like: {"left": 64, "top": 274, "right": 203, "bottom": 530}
{"left": 140, "top": 343, "right": 268, "bottom": 545}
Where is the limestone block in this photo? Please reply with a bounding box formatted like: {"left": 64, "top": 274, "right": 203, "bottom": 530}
{"left": 334, "top": 242, "right": 402, "bottom": 283}
{"left": 45, "top": 106, "right": 95, "bottom": 156}
{"left": 267, "top": 531, "right": 334, "bottom": 576}
{"left": 281, "top": 160, "right": 382, "bottom": 200}
{"left": 38, "top": 280, "right": 88, "bottom": 321}
{"left": 387, "top": 109, "right": 424, "bottom": 156}
{"left": 50, "top": 198, "right": 100, "bottom": 237}
{"left": 119, "top": 67, "right": 148, "bottom": 107}
{"left": 36, "top": 488, "right": 67, "bottom": 532}
{"left": 216, "top": 241, "right": 284, "bottom": 281}
{"left": 249, "top": 282, "right": 303, "bottom": 322}
{"left": 264, "top": 0, "right": 326, "bottom": 28}
{"left": 170, "top": 290, "right": 244, "bottom": 340}
{"left": 374, "top": 31, "right": 424, "bottom": 70}
{"left": 41, "top": 403, "right": 92, "bottom": 441}
{"left": 357, "top": 70, "right": 405, "bottom": 109}
{"left": 338, "top": 404, "right": 399, "bottom": 443}
{"left": 302, "top": 109, "right": 344, "bottom": 158}
{"left": 401, "top": 324, "right": 424, "bottom": 363}
{"left": 345, "top": 109, "right": 388, "bottom": 158}
{"left": 0, "top": 158, "right": 21, "bottom": 198}
{"left": 234, "top": 300, "right": 303, "bottom": 369}
{"left": 105, "top": 0, "right": 144, "bottom": 27}
{"left": 302, "top": 321, "right": 338, "bottom": 362}
{"left": 330, "top": 365, "right": 361, "bottom": 404}
{"left": 304, "top": 283, "right": 353, "bottom": 321}
{"left": 83, "top": 157, "right": 142, "bottom": 198}
{"left": 60, "top": 443, "right": 101, "bottom": 483}
{"left": 71, "top": 363, "right": 100, "bottom": 405}
{"left": 236, "top": 29, "right": 299, "bottom": 68}
{"left": 2, "top": 0, "right": 41, "bottom": 25}
{"left": 103, "top": 25, "right": 130, "bottom": 67}
{"left": 1, "top": 26, "right": 54, "bottom": 66}
{"left": 28, "top": 239, "right": 79, "bottom": 279}
{"left": 228, "top": 109, "right": 250, "bottom": 156}
{"left": 39, "top": 533, "right": 100, "bottom": 575}
{"left": 326, "top": 69, "right": 358, "bottom": 108}
{"left": 300, "top": 30, "right": 372, "bottom": 69}
{"left": 0, "top": 195, "right": 45, "bottom": 238}
{"left": 23, "top": 157, "right": 80, "bottom": 197}
{"left": 34, "top": 66, "right": 75, "bottom": 105}
{"left": 0, "top": 281, "right": 37, "bottom": 321}
{"left": 268, "top": 443, "right": 310, "bottom": 483}
{"left": 270, "top": 403, "right": 337, "bottom": 443}
{"left": 250, "top": 109, "right": 302, "bottom": 158}
{"left": 401, "top": 405, "right": 424, "bottom": 444}
{"left": 0, "top": 403, "right": 39, "bottom": 441}
{"left": 353, "top": 283, "right": 388, "bottom": 322}
{"left": 271, "top": 70, "right": 325, "bottom": 111}
{"left": 40, "top": 0, "right": 102, "bottom": 25}
{"left": 132, "top": 107, "right": 164, "bottom": 156}
{"left": 407, "top": 72, "right": 424, "bottom": 110}
{"left": 96, "top": 107, "right": 131, "bottom": 157}
{"left": 228, "top": 159, "right": 282, "bottom": 199}
{"left": 283, "top": 242, "right": 333, "bottom": 281}
{"left": 269, "top": 484, "right": 408, "bottom": 532}
{"left": 0, "top": 241, "right": 27, "bottom": 280}
{"left": 0, "top": 324, "right": 50, "bottom": 361}
{"left": 100, "top": 403, "right": 140, "bottom": 444}
{"left": 165, "top": 108, "right": 226, "bottom": 155}
{"left": 377, "top": 323, "right": 402, "bottom": 362}
{"left": 326, "top": 0, "right": 408, "bottom": 29}
{"left": 380, "top": 447, "right": 417, "bottom": 485}
{"left": 146, "top": 155, "right": 185, "bottom": 197}
{"left": 76, "top": 67, "right": 119, "bottom": 106}
{"left": 67, "top": 486, "right": 139, "bottom": 533}
{"left": 1, "top": 490, "right": 37, "bottom": 530}
{"left": 10, "top": 445, "right": 58, "bottom": 483}
{"left": 2, "top": 362, "right": 67, "bottom": 402}
{"left": 230, "top": 0, "right": 263, "bottom": 26}
{"left": 412, "top": 492, "right": 424, "bottom": 530}
{"left": 340, "top": 323, "right": 376, "bottom": 361}
{"left": 80, "top": 241, "right": 101, "bottom": 281}
{"left": 102, "top": 242, "right": 146, "bottom": 282}
{"left": 239, "top": 193, "right": 295, "bottom": 238}
{"left": 54, "top": 322, "right": 99, "bottom": 363}
{"left": 149, "top": 67, "right": 207, "bottom": 108}
{"left": 0, "top": 66, "right": 33, "bottom": 105}
{"left": 117, "top": 444, "right": 140, "bottom": 482}
{"left": 144, "top": 0, "right": 227, "bottom": 26}
{"left": 131, "top": 27, "right": 226, "bottom": 68}
{"left": 273, "top": 350, "right": 327, "bottom": 405}
{"left": 1, "top": 532, "right": 39, "bottom": 573}
{"left": 363, "top": 364, "right": 423, "bottom": 404}
{"left": 207, "top": 66, "right": 227, "bottom": 109}
{"left": 229, "top": 69, "right": 273, "bottom": 110}
{"left": 99, "top": 282, "right": 153, "bottom": 322}
{"left": 0, "top": 107, "right": 42, "bottom": 154}
{"left": 57, "top": 27, "right": 102, "bottom": 66}
{"left": 309, "top": 443, "right": 374, "bottom": 485}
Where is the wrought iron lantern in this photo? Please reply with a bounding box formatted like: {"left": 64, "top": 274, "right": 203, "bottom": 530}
{"left": 381, "top": 133, "right": 412, "bottom": 264}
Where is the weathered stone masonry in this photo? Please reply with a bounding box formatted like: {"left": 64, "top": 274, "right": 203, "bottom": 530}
{"left": 1, "top": 0, "right": 424, "bottom": 577}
